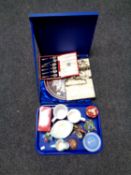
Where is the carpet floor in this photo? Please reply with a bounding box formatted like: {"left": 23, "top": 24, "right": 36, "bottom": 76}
{"left": 0, "top": 1, "right": 130, "bottom": 175}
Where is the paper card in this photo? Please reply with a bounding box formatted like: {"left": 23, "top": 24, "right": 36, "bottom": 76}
{"left": 65, "top": 79, "right": 96, "bottom": 100}
{"left": 57, "top": 52, "right": 79, "bottom": 78}
{"left": 65, "top": 58, "right": 96, "bottom": 100}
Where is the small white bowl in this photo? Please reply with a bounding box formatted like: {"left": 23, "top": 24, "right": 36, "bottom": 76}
{"left": 52, "top": 104, "right": 68, "bottom": 122}
{"left": 67, "top": 109, "right": 85, "bottom": 124}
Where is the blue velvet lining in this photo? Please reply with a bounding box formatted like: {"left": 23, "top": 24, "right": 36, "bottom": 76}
{"left": 40, "top": 80, "right": 91, "bottom": 105}
{"left": 40, "top": 80, "right": 66, "bottom": 104}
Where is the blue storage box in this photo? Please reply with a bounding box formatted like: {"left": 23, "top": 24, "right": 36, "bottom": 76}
{"left": 29, "top": 12, "right": 103, "bottom": 155}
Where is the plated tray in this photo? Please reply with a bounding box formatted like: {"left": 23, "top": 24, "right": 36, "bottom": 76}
{"left": 36, "top": 103, "right": 103, "bottom": 155}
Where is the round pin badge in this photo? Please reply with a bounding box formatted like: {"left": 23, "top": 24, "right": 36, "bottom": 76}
{"left": 86, "top": 106, "right": 99, "bottom": 118}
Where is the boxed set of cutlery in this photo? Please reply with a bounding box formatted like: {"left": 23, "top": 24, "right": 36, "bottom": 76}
{"left": 29, "top": 12, "right": 103, "bottom": 155}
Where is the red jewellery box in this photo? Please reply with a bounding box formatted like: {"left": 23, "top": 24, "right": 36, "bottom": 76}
{"left": 29, "top": 12, "right": 103, "bottom": 155}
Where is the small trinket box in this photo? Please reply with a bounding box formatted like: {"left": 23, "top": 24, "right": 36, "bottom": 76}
{"left": 38, "top": 106, "right": 52, "bottom": 132}
{"left": 29, "top": 12, "right": 103, "bottom": 155}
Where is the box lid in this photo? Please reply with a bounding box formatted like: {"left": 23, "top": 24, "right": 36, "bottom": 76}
{"left": 29, "top": 12, "right": 98, "bottom": 104}
{"left": 29, "top": 12, "right": 98, "bottom": 57}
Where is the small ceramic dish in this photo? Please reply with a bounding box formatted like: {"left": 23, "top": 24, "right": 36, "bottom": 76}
{"left": 86, "top": 106, "right": 99, "bottom": 118}
{"left": 67, "top": 109, "right": 86, "bottom": 123}
{"left": 52, "top": 104, "right": 68, "bottom": 122}
{"left": 51, "top": 120, "right": 73, "bottom": 139}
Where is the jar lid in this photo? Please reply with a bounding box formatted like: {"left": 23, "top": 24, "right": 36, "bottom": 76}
{"left": 83, "top": 132, "right": 101, "bottom": 152}
{"left": 86, "top": 106, "right": 99, "bottom": 118}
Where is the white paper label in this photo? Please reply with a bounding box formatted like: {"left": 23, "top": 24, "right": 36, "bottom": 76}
{"left": 58, "top": 52, "right": 79, "bottom": 78}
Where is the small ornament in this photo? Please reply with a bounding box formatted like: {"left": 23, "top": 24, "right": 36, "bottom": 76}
{"left": 73, "top": 124, "right": 86, "bottom": 139}
{"left": 68, "top": 139, "right": 77, "bottom": 150}
{"left": 50, "top": 139, "right": 69, "bottom": 151}
{"left": 44, "top": 132, "right": 52, "bottom": 142}
{"left": 84, "top": 120, "right": 96, "bottom": 132}
{"left": 86, "top": 106, "right": 99, "bottom": 118}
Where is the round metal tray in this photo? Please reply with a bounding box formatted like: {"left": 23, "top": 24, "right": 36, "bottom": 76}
{"left": 44, "top": 79, "right": 66, "bottom": 100}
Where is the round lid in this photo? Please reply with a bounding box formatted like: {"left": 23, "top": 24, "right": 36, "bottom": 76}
{"left": 83, "top": 132, "right": 101, "bottom": 152}
{"left": 86, "top": 106, "right": 99, "bottom": 118}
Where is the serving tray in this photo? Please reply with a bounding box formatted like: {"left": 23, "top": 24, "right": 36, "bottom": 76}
{"left": 36, "top": 103, "right": 103, "bottom": 155}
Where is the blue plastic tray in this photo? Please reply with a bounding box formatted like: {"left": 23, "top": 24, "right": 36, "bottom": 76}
{"left": 36, "top": 103, "right": 103, "bottom": 155}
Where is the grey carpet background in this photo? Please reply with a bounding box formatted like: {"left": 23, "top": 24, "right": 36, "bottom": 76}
{"left": 0, "top": 0, "right": 131, "bottom": 175}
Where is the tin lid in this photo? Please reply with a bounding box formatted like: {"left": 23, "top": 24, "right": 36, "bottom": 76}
{"left": 86, "top": 106, "right": 99, "bottom": 118}
{"left": 29, "top": 12, "right": 98, "bottom": 57}
{"left": 83, "top": 132, "right": 102, "bottom": 152}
